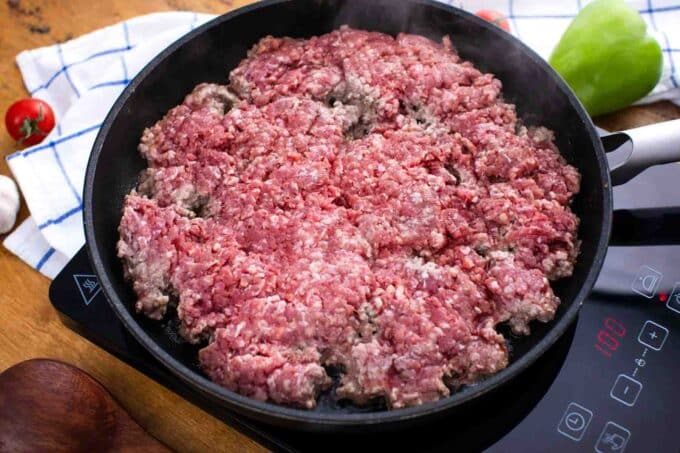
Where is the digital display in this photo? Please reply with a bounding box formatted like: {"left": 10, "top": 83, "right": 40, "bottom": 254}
{"left": 594, "top": 317, "right": 626, "bottom": 358}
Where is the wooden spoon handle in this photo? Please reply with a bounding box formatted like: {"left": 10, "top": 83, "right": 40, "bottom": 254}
{"left": 0, "top": 359, "right": 171, "bottom": 453}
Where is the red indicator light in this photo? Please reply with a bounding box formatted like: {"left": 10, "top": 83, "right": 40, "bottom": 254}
{"left": 659, "top": 293, "right": 668, "bottom": 302}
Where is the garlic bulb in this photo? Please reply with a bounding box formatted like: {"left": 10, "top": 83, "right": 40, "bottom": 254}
{"left": 0, "top": 175, "right": 20, "bottom": 234}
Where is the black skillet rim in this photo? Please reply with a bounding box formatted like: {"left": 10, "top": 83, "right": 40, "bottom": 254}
{"left": 84, "top": 0, "right": 613, "bottom": 426}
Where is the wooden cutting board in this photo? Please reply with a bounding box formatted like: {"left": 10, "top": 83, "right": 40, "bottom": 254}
{"left": 0, "top": 1, "right": 678, "bottom": 452}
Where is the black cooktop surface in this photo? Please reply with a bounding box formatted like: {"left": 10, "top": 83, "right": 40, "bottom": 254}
{"left": 50, "top": 157, "right": 680, "bottom": 452}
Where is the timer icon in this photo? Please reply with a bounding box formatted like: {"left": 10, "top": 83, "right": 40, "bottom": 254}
{"left": 565, "top": 412, "right": 586, "bottom": 431}
{"left": 558, "top": 402, "right": 593, "bottom": 441}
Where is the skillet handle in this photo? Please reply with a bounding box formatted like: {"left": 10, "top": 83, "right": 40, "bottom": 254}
{"left": 605, "top": 119, "right": 680, "bottom": 186}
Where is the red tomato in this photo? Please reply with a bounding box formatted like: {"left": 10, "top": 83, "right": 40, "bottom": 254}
{"left": 475, "top": 9, "right": 511, "bottom": 32}
{"left": 5, "top": 98, "right": 56, "bottom": 146}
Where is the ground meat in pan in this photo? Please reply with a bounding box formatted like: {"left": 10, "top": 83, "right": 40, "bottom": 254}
{"left": 118, "top": 26, "right": 581, "bottom": 409}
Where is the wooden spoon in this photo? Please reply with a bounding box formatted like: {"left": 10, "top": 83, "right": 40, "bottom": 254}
{"left": 0, "top": 359, "right": 170, "bottom": 452}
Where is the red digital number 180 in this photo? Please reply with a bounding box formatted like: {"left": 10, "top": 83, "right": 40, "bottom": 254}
{"left": 595, "top": 317, "right": 626, "bottom": 358}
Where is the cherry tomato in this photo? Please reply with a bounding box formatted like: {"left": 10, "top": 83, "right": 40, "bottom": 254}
{"left": 475, "top": 9, "right": 511, "bottom": 32}
{"left": 5, "top": 98, "right": 55, "bottom": 146}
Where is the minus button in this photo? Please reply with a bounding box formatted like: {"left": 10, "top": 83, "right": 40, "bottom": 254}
{"left": 610, "top": 374, "right": 643, "bottom": 407}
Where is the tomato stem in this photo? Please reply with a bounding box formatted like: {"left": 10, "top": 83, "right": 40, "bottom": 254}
{"left": 17, "top": 105, "right": 46, "bottom": 145}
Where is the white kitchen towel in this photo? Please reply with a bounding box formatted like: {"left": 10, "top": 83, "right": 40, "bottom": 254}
{"left": 4, "top": 2, "right": 680, "bottom": 278}
{"left": 3, "top": 11, "right": 215, "bottom": 278}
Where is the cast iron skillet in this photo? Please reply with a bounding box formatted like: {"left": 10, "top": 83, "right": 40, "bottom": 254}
{"left": 83, "top": 0, "right": 678, "bottom": 430}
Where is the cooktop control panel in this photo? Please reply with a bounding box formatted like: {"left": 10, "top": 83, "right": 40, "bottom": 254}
{"left": 491, "top": 249, "right": 680, "bottom": 452}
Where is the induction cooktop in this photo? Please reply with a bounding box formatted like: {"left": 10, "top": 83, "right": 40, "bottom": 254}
{"left": 49, "top": 146, "right": 680, "bottom": 452}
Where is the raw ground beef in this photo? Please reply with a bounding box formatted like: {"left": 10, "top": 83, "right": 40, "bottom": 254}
{"left": 118, "top": 27, "right": 581, "bottom": 409}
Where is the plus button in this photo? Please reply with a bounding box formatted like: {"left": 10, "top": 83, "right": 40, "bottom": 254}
{"left": 637, "top": 320, "right": 668, "bottom": 352}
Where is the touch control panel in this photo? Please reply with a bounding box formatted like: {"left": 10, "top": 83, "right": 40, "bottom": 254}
{"left": 491, "top": 257, "right": 680, "bottom": 453}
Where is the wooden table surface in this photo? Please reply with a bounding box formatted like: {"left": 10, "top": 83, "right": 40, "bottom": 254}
{"left": 0, "top": 1, "right": 678, "bottom": 452}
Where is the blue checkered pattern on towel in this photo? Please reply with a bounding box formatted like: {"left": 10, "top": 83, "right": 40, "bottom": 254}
{"left": 3, "top": 3, "right": 680, "bottom": 278}
{"left": 3, "top": 12, "right": 213, "bottom": 278}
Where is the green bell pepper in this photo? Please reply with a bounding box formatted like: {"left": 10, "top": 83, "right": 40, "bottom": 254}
{"left": 549, "top": 0, "right": 663, "bottom": 117}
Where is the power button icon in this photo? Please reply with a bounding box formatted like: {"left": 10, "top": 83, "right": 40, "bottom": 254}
{"left": 558, "top": 402, "right": 593, "bottom": 441}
